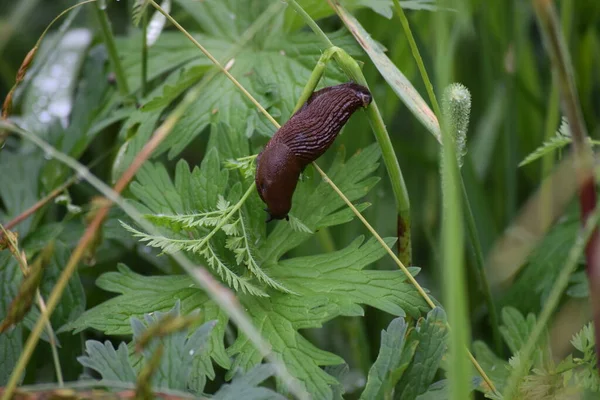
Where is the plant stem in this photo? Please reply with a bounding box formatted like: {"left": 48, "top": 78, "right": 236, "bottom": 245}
{"left": 434, "top": 2, "right": 471, "bottom": 399}
{"left": 391, "top": 0, "right": 440, "bottom": 117}
{"left": 195, "top": 183, "right": 256, "bottom": 250}
{"left": 532, "top": 0, "right": 600, "bottom": 373}
{"left": 93, "top": 2, "right": 131, "bottom": 101}
{"left": 141, "top": 10, "right": 148, "bottom": 97}
{"left": 461, "top": 179, "right": 502, "bottom": 352}
{"left": 503, "top": 205, "right": 600, "bottom": 399}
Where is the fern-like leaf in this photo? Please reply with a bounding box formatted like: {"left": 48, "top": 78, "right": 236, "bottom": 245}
{"left": 237, "top": 214, "right": 295, "bottom": 294}
{"left": 202, "top": 243, "right": 268, "bottom": 298}
{"left": 519, "top": 118, "right": 571, "bottom": 167}
{"left": 132, "top": 0, "right": 150, "bottom": 26}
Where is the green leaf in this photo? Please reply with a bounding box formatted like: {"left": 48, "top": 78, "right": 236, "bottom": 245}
{"left": 77, "top": 341, "right": 137, "bottom": 383}
{"left": 360, "top": 316, "right": 410, "bottom": 400}
{"left": 132, "top": 0, "right": 150, "bottom": 26}
{"left": 500, "top": 217, "right": 579, "bottom": 314}
{"left": 394, "top": 307, "right": 449, "bottom": 400}
{"left": 214, "top": 364, "right": 287, "bottom": 400}
{"left": 472, "top": 341, "right": 510, "bottom": 393}
{"left": 130, "top": 301, "right": 216, "bottom": 392}
{"left": 498, "top": 307, "right": 537, "bottom": 355}
{"left": 571, "top": 323, "right": 595, "bottom": 354}
{"left": 0, "top": 151, "right": 43, "bottom": 236}
{"left": 519, "top": 118, "right": 571, "bottom": 167}
{"left": 0, "top": 325, "right": 22, "bottom": 386}
{"left": 77, "top": 302, "right": 217, "bottom": 394}
{"left": 0, "top": 253, "right": 21, "bottom": 386}
{"left": 285, "top": 0, "right": 443, "bottom": 30}
{"left": 227, "top": 238, "right": 429, "bottom": 398}
{"left": 117, "top": 0, "right": 362, "bottom": 159}
{"left": 266, "top": 236, "right": 428, "bottom": 318}
{"left": 567, "top": 270, "right": 589, "bottom": 298}
{"left": 414, "top": 377, "right": 482, "bottom": 400}
{"left": 63, "top": 264, "right": 231, "bottom": 371}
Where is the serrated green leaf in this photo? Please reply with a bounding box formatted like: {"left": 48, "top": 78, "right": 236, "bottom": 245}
{"left": 132, "top": 0, "right": 150, "bottom": 26}
{"left": 500, "top": 217, "right": 579, "bottom": 314}
{"left": 267, "top": 236, "right": 429, "bottom": 318}
{"left": 118, "top": 0, "right": 362, "bottom": 159}
{"left": 214, "top": 364, "right": 287, "bottom": 400}
{"left": 63, "top": 264, "right": 231, "bottom": 371}
{"left": 414, "top": 377, "right": 483, "bottom": 400}
{"left": 499, "top": 307, "right": 537, "bottom": 355}
{"left": 228, "top": 237, "right": 430, "bottom": 398}
{"left": 360, "top": 316, "right": 409, "bottom": 400}
{"left": 472, "top": 341, "right": 510, "bottom": 393}
{"left": 518, "top": 135, "right": 571, "bottom": 167}
{"left": 519, "top": 118, "right": 571, "bottom": 167}
{"left": 77, "top": 341, "right": 137, "bottom": 383}
{"left": 130, "top": 301, "right": 216, "bottom": 392}
{"left": 567, "top": 271, "right": 589, "bottom": 298}
{"left": 394, "top": 307, "right": 449, "bottom": 400}
{"left": 0, "top": 252, "right": 21, "bottom": 386}
{"left": 284, "top": 0, "right": 443, "bottom": 31}
{"left": 0, "top": 151, "right": 43, "bottom": 237}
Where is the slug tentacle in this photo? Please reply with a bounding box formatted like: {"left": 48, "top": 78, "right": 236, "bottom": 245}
{"left": 255, "top": 82, "right": 372, "bottom": 221}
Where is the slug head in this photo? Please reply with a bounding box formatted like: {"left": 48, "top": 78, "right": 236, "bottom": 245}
{"left": 351, "top": 83, "right": 372, "bottom": 108}
{"left": 255, "top": 142, "right": 302, "bottom": 222}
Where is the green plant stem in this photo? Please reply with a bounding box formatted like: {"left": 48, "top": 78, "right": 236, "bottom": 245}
{"left": 316, "top": 228, "right": 336, "bottom": 253}
{"left": 540, "top": 0, "right": 572, "bottom": 230}
{"left": 36, "top": 292, "right": 64, "bottom": 386}
{"left": 533, "top": 0, "right": 600, "bottom": 374}
{"left": 141, "top": 10, "right": 148, "bottom": 97}
{"left": 195, "top": 183, "right": 256, "bottom": 250}
{"left": 540, "top": 79, "right": 560, "bottom": 227}
{"left": 434, "top": 4, "right": 471, "bottom": 400}
{"left": 391, "top": 0, "right": 440, "bottom": 117}
{"left": 93, "top": 2, "right": 131, "bottom": 101}
{"left": 502, "top": 206, "right": 600, "bottom": 399}
{"left": 460, "top": 179, "right": 501, "bottom": 352}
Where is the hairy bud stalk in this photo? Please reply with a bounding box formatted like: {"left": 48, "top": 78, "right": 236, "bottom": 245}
{"left": 442, "top": 83, "right": 471, "bottom": 168}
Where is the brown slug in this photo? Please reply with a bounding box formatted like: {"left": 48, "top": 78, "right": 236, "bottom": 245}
{"left": 255, "top": 82, "right": 372, "bottom": 222}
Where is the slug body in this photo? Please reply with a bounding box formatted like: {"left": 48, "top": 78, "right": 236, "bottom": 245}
{"left": 256, "top": 82, "right": 372, "bottom": 221}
